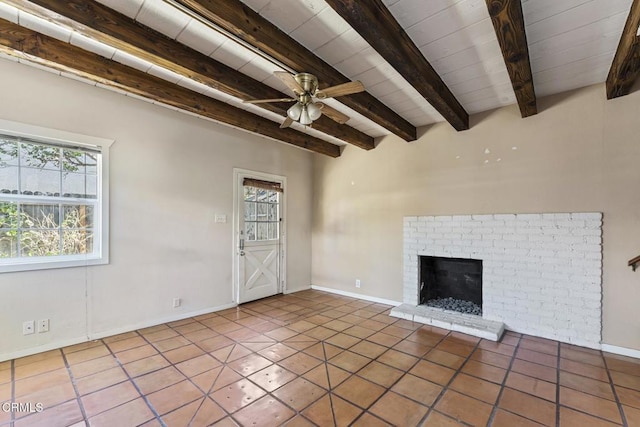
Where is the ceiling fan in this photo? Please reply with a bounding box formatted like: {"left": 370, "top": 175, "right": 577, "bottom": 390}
{"left": 244, "top": 71, "right": 365, "bottom": 128}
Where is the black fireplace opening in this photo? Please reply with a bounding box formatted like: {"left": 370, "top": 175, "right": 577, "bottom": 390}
{"left": 419, "top": 256, "right": 483, "bottom": 316}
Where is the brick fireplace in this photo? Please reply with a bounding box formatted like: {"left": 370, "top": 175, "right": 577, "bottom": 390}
{"left": 396, "top": 213, "right": 603, "bottom": 348}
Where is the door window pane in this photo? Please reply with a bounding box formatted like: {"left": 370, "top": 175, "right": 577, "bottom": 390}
{"left": 243, "top": 184, "right": 281, "bottom": 242}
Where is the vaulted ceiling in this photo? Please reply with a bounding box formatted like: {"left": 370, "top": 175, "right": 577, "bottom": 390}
{"left": 0, "top": 0, "right": 638, "bottom": 157}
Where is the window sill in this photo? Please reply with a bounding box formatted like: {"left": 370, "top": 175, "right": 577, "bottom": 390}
{"left": 0, "top": 255, "right": 108, "bottom": 273}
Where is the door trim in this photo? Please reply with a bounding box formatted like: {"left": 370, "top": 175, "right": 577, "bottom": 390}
{"left": 232, "top": 168, "right": 287, "bottom": 304}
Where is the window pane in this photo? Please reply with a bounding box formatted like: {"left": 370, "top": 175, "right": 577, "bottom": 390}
{"left": 0, "top": 140, "right": 18, "bottom": 166}
{"left": 244, "top": 186, "right": 255, "bottom": 202}
{"left": 244, "top": 202, "right": 255, "bottom": 221}
{"left": 85, "top": 153, "right": 97, "bottom": 175}
{"left": 268, "top": 204, "right": 278, "bottom": 221}
{"left": 257, "top": 203, "right": 268, "bottom": 221}
{"left": 20, "top": 229, "right": 60, "bottom": 257}
{"left": 268, "top": 191, "right": 278, "bottom": 203}
{"left": 20, "top": 142, "right": 60, "bottom": 170}
{"left": 268, "top": 222, "right": 278, "bottom": 240}
{"left": 85, "top": 175, "right": 97, "bottom": 199}
{"left": 256, "top": 188, "right": 268, "bottom": 202}
{"left": 19, "top": 204, "right": 60, "bottom": 229}
{"left": 245, "top": 222, "right": 256, "bottom": 241}
{"left": 257, "top": 223, "right": 268, "bottom": 240}
{"left": 62, "top": 205, "right": 93, "bottom": 229}
{"left": 0, "top": 202, "right": 17, "bottom": 229}
{"left": 62, "top": 172, "right": 92, "bottom": 198}
{"left": 20, "top": 167, "right": 60, "bottom": 196}
{"left": 0, "top": 229, "right": 17, "bottom": 258}
{"left": 62, "top": 149, "right": 86, "bottom": 174}
{"left": 0, "top": 166, "right": 18, "bottom": 194}
{"left": 62, "top": 230, "right": 93, "bottom": 255}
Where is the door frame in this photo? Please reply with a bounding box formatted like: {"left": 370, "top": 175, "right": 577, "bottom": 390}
{"left": 232, "top": 168, "right": 287, "bottom": 304}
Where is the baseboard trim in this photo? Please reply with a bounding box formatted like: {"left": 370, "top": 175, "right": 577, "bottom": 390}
{"left": 601, "top": 343, "right": 640, "bottom": 359}
{"left": 0, "top": 302, "right": 238, "bottom": 363}
{"left": 310, "top": 285, "right": 401, "bottom": 306}
{"left": 0, "top": 336, "right": 91, "bottom": 363}
{"left": 89, "top": 302, "right": 237, "bottom": 341}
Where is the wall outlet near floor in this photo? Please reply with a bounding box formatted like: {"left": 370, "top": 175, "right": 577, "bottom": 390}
{"left": 355, "top": 279, "right": 361, "bottom": 288}
{"left": 23, "top": 320, "right": 35, "bottom": 335}
{"left": 38, "top": 319, "right": 50, "bottom": 333}
{"left": 173, "top": 298, "right": 181, "bottom": 308}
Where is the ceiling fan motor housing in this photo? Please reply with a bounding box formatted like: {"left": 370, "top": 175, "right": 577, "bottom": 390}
{"left": 294, "top": 73, "right": 319, "bottom": 96}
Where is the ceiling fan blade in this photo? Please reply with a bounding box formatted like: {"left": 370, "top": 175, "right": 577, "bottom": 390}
{"left": 280, "top": 116, "right": 294, "bottom": 128}
{"left": 319, "top": 104, "right": 350, "bottom": 124}
{"left": 317, "top": 81, "right": 365, "bottom": 98}
{"left": 274, "top": 71, "right": 304, "bottom": 95}
{"left": 243, "top": 98, "right": 296, "bottom": 104}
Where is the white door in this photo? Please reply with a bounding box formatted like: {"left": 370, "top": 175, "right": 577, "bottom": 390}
{"left": 234, "top": 170, "right": 285, "bottom": 304}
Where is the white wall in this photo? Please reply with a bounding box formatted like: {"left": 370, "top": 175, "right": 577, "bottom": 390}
{"left": 0, "top": 58, "right": 314, "bottom": 361}
{"left": 312, "top": 83, "right": 640, "bottom": 352}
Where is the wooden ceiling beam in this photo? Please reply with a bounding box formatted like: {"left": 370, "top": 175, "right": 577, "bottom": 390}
{"left": 172, "top": 0, "right": 417, "bottom": 141}
{"left": 4, "top": 0, "right": 372, "bottom": 150}
{"left": 486, "top": 0, "right": 537, "bottom": 117}
{"left": 324, "top": 0, "right": 469, "bottom": 132}
{"left": 606, "top": 0, "right": 640, "bottom": 99}
{"left": 0, "top": 18, "right": 340, "bottom": 157}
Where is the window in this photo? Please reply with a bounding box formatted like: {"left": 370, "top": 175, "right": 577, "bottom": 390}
{"left": 243, "top": 185, "right": 280, "bottom": 241}
{"left": 0, "top": 120, "right": 111, "bottom": 272}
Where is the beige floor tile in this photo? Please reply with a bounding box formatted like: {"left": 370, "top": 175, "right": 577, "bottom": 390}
{"left": 436, "top": 390, "right": 494, "bottom": 426}
{"left": 369, "top": 391, "right": 428, "bottom": 426}
{"left": 272, "top": 377, "right": 326, "bottom": 411}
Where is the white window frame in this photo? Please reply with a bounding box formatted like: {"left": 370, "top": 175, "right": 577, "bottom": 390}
{"left": 0, "top": 119, "right": 113, "bottom": 273}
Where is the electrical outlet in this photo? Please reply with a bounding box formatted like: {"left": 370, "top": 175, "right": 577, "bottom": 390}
{"left": 214, "top": 214, "right": 227, "bottom": 223}
{"left": 23, "top": 320, "right": 35, "bottom": 335}
{"left": 173, "top": 298, "right": 181, "bottom": 308}
{"left": 38, "top": 319, "right": 50, "bottom": 333}
{"left": 355, "top": 279, "right": 361, "bottom": 288}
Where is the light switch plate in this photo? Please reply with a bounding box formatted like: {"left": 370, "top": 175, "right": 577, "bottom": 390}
{"left": 215, "top": 214, "right": 227, "bottom": 223}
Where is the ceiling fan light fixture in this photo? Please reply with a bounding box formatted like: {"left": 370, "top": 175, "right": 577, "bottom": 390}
{"left": 307, "top": 102, "right": 323, "bottom": 121}
{"left": 287, "top": 102, "right": 303, "bottom": 120}
{"left": 299, "top": 105, "right": 313, "bottom": 125}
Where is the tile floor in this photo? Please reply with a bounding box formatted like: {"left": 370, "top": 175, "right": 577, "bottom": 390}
{"left": 1, "top": 290, "right": 639, "bottom": 426}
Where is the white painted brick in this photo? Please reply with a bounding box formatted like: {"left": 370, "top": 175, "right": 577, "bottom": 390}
{"left": 557, "top": 236, "right": 586, "bottom": 245}
{"left": 571, "top": 212, "right": 602, "bottom": 220}
{"left": 472, "top": 214, "right": 494, "bottom": 220}
{"left": 403, "top": 212, "right": 602, "bottom": 347}
{"left": 585, "top": 220, "right": 602, "bottom": 229}
{"left": 516, "top": 213, "right": 542, "bottom": 220}
{"left": 494, "top": 214, "right": 516, "bottom": 220}
{"left": 504, "top": 234, "right": 527, "bottom": 241}
{"left": 572, "top": 228, "right": 601, "bottom": 237}
{"left": 543, "top": 213, "right": 570, "bottom": 220}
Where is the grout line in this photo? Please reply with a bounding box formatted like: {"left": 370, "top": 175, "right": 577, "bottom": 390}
{"left": 419, "top": 330, "right": 483, "bottom": 425}
{"left": 10, "top": 359, "right": 15, "bottom": 427}
{"left": 59, "top": 348, "right": 90, "bottom": 424}
{"left": 602, "top": 353, "right": 629, "bottom": 426}
{"left": 556, "top": 340, "right": 562, "bottom": 426}
{"left": 102, "top": 334, "right": 167, "bottom": 427}
{"left": 485, "top": 334, "right": 524, "bottom": 426}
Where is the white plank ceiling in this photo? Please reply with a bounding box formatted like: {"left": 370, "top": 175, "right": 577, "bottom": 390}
{"left": 0, "top": 0, "right": 634, "bottom": 147}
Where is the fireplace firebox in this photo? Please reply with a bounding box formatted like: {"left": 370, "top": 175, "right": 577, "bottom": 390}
{"left": 419, "top": 256, "right": 482, "bottom": 315}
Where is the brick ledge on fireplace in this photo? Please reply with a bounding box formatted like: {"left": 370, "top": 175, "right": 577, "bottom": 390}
{"left": 390, "top": 303, "right": 505, "bottom": 341}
